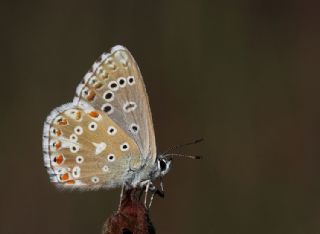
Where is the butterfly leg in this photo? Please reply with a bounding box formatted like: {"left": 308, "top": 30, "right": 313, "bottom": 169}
{"left": 148, "top": 186, "right": 158, "bottom": 209}
{"left": 160, "top": 176, "right": 165, "bottom": 196}
{"left": 148, "top": 183, "right": 165, "bottom": 208}
{"left": 117, "top": 183, "right": 125, "bottom": 212}
{"left": 144, "top": 180, "right": 151, "bottom": 208}
{"left": 140, "top": 180, "right": 164, "bottom": 208}
{"left": 148, "top": 192, "right": 155, "bottom": 209}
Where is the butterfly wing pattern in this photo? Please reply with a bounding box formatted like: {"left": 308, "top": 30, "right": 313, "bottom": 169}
{"left": 43, "top": 45, "right": 157, "bottom": 190}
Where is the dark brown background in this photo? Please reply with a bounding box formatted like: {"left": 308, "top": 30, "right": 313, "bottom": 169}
{"left": 1, "top": 1, "right": 320, "bottom": 233}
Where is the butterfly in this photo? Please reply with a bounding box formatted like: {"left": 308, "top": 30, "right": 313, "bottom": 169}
{"left": 42, "top": 45, "right": 200, "bottom": 205}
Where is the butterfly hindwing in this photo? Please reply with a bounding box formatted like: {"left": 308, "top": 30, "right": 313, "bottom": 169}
{"left": 73, "top": 46, "right": 157, "bottom": 163}
{"left": 43, "top": 103, "right": 141, "bottom": 189}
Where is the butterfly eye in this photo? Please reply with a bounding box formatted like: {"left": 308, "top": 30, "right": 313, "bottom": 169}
{"left": 120, "top": 142, "right": 130, "bottom": 152}
{"left": 127, "top": 76, "right": 135, "bottom": 85}
{"left": 103, "top": 91, "right": 114, "bottom": 102}
{"left": 88, "top": 122, "right": 98, "bottom": 131}
{"left": 76, "top": 155, "right": 84, "bottom": 164}
{"left": 107, "top": 154, "right": 116, "bottom": 162}
{"left": 159, "top": 159, "right": 167, "bottom": 171}
{"left": 108, "top": 81, "right": 119, "bottom": 91}
{"left": 129, "top": 123, "right": 139, "bottom": 134}
{"left": 72, "top": 166, "right": 81, "bottom": 178}
{"left": 69, "top": 134, "right": 78, "bottom": 142}
{"left": 74, "top": 126, "right": 83, "bottom": 135}
{"left": 117, "top": 77, "right": 127, "bottom": 88}
{"left": 101, "top": 103, "right": 114, "bottom": 114}
{"left": 107, "top": 126, "right": 117, "bottom": 135}
{"left": 70, "top": 144, "right": 80, "bottom": 153}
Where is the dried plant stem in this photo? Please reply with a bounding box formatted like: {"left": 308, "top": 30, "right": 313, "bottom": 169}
{"left": 102, "top": 189, "right": 155, "bottom": 234}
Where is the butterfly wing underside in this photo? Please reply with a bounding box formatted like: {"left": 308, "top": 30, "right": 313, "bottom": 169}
{"left": 42, "top": 45, "right": 156, "bottom": 189}
{"left": 43, "top": 105, "right": 141, "bottom": 189}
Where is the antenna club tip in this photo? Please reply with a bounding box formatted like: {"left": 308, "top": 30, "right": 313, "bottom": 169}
{"left": 195, "top": 156, "right": 202, "bottom": 159}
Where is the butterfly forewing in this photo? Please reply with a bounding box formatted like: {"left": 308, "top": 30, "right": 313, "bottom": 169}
{"left": 43, "top": 103, "right": 141, "bottom": 189}
{"left": 73, "top": 46, "right": 156, "bottom": 163}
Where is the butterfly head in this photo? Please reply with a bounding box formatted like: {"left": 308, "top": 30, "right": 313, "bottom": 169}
{"left": 154, "top": 138, "right": 204, "bottom": 178}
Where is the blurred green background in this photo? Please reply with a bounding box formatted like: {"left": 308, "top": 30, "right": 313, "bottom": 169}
{"left": 1, "top": 0, "right": 320, "bottom": 233}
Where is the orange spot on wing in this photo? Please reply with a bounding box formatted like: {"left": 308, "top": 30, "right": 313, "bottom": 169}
{"left": 55, "top": 141, "right": 61, "bottom": 150}
{"left": 89, "top": 111, "right": 99, "bottom": 118}
{"left": 56, "top": 129, "right": 62, "bottom": 136}
{"left": 56, "top": 154, "right": 63, "bottom": 164}
{"left": 60, "top": 173, "right": 69, "bottom": 181}
{"left": 66, "top": 180, "right": 75, "bottom": 184}
{"left": 75, "top": 111, "right": 81, "bottom": 120}
{"left": 58, "top": 118, "right": 68, "bottom": 125}
{"left": 87, "top": 91, "right": 96, "bottom": 101}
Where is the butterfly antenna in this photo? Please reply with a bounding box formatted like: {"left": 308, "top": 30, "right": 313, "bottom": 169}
{"left": 162, "top": 138, "right": 204, "bottom": 155}
{"left": 163, "top": 153, "right": 202, "bottom": 160}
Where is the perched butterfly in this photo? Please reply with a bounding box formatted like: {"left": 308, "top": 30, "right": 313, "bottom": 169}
{"left": 42, "top": 45, "right": 200, "bottom": 205}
